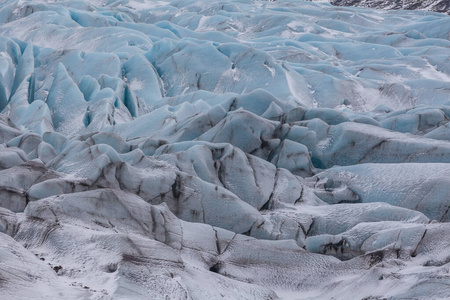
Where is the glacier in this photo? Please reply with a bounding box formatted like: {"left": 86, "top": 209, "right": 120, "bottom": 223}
{"left": 0, "top": 0, "right": 450, "bottom": 299}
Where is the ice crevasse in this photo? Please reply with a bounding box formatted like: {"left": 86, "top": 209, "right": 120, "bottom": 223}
{"left": 0, "top": 0, "right": 450, "bottom": 299}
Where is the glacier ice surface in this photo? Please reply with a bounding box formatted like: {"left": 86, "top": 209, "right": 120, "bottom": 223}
{"left": 0, "top": 0, "right": 449, "bottom": 299}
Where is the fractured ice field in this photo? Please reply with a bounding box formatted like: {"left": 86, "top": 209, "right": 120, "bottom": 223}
{"left": 0, "top": 0, "right": 449, "bottom": 299}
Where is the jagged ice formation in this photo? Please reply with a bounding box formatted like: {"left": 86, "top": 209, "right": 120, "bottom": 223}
{"left": 0, "top": 0, "right": 450, "bottom": 299}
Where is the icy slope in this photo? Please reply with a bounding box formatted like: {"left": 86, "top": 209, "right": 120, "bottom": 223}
{"left": 0, "top": 0, "right": 450, "bottom": 299}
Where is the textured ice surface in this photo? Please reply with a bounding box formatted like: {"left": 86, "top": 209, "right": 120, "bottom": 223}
{"left": 0, "top": 0, "right": 450, "bottom": 299}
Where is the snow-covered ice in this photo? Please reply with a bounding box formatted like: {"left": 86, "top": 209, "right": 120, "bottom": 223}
{"left": 0, "top": 0, "right": 450, "bottom": 299}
